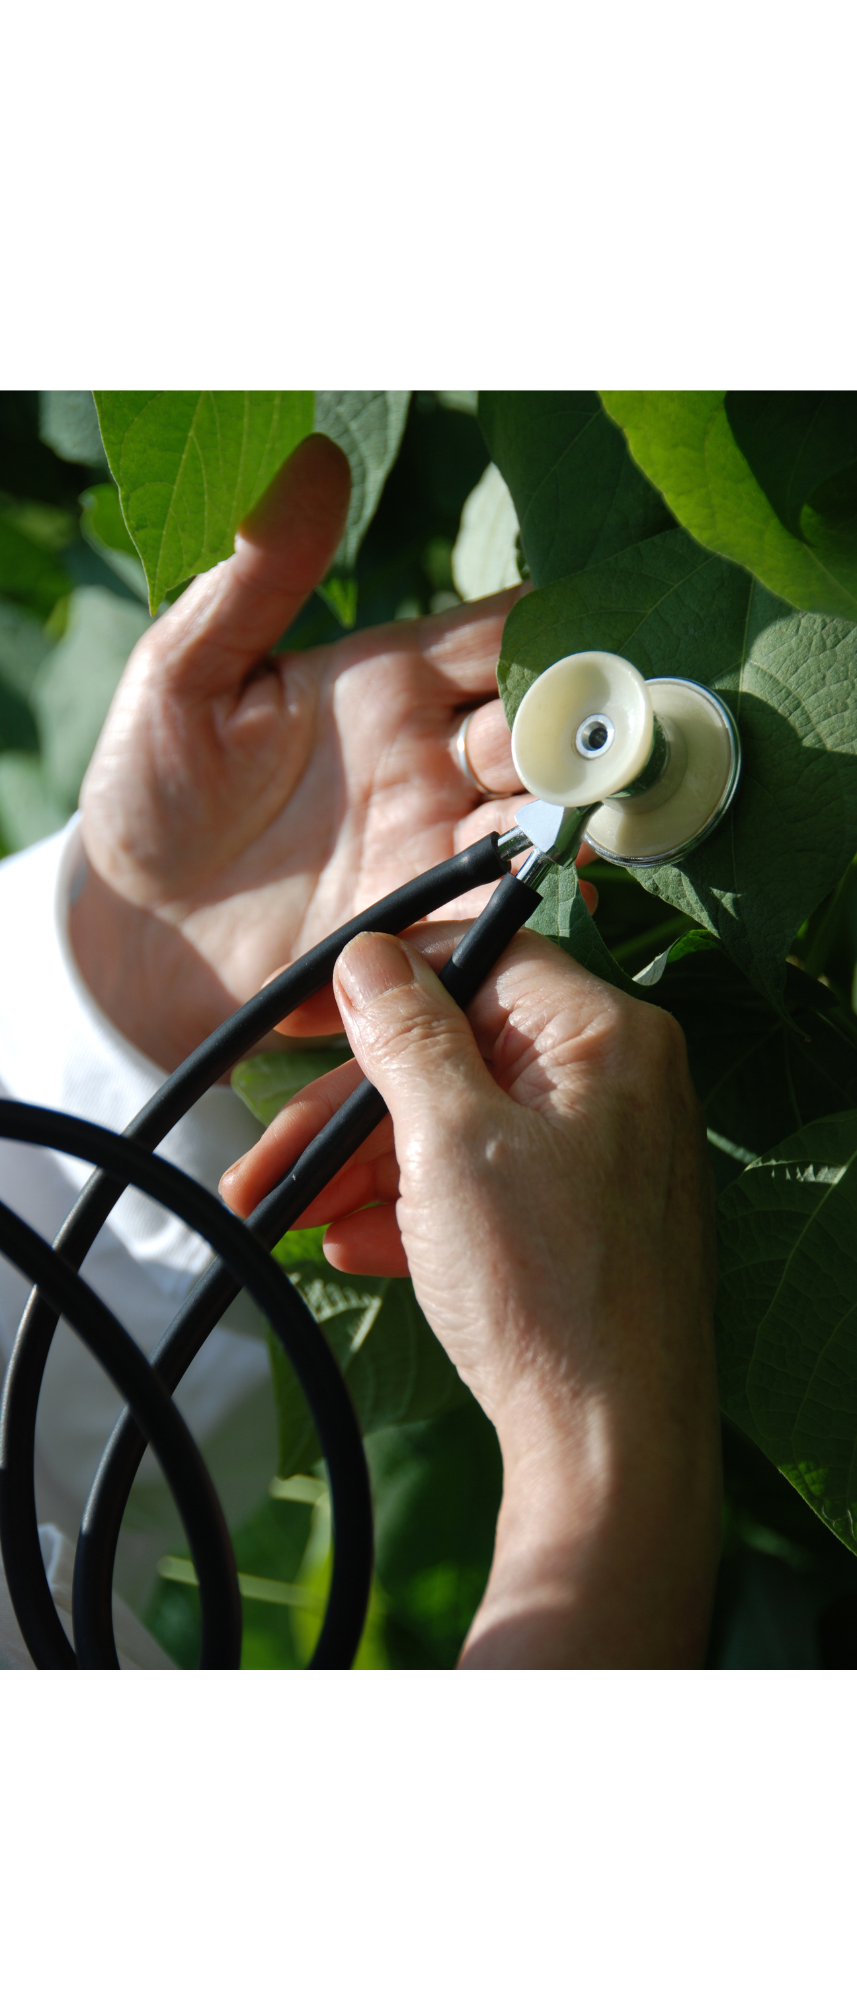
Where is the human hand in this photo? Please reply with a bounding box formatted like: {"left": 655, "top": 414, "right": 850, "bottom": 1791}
{"left": 222, "top": 926, "right": 721, "bottom": 1669}
{"left": 71, "top": 433, "right": 596, "bottom": 1069}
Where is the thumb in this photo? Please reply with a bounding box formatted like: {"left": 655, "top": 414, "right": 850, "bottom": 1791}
{"left": 333, "top": 933, "right": 493, "bottom": 1133}
{"left": 148, "top": 432, "right": 351, "bottom": 695}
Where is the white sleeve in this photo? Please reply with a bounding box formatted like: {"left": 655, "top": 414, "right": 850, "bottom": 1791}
{"left": 0, "top": 818, "right": 278, "bottom": 1608}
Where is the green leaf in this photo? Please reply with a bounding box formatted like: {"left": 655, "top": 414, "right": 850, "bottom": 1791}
{"left": 527, "top": 859, "right": 639, "bottom": 997}
{"left": 0, "top": 604, "right": 57, "bottom": 844}
{"left": 716, "top": 1109, "right": 857, "bottom": 1556}
{"left": 38, "top": 391, "right": 108, "bottom": 469}
{"left": 601, "top": 391, "right": 857, "bottom": 621}
{"left": 451, "top": 462, "right": 521, "bottom": 600}
{"left": 93, "top": 392, "right": 315, "bottom": 611}
{"left": 314, "top": 392, "right": 410, "bottom": 620}
{"left": 0, "top": 600, "right": 53, "bottom": 688}
{"left": 79, "top": 484, "right": 148, "bottom": 603}
{"left": 231, "top": 1044, "right": 350, "bottom": 1126}
{"left": 478, "top": 390, "right": 673, "bottom": 587}
{"left": 267, "top": 1266, "right": 468, "bottom": 1478}
{"left": 315, "top": 573, "right": 358, "bottom": 628}
{"left": 32, "top": 586, "right": 151, "bottom": 813}
{"left": 0, "top": 753, "right": 66, "bottom": 849}
{"left": 0, "top": 516, "right": 72, "bottom": 621}
{"left": 498, "top": 530, "right": 857, "bottom": 1009}
{"left": 651, "top": 935, "right": 857, "bottom": 1186}
{"left": 0, "top": 678, "right": 38, "bottom": 759}
{"left": 364, "top": 1401, "right": 503, "bottom": 1667}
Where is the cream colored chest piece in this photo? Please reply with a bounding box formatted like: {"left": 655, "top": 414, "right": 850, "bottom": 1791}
{"left": 510, "top": 651, "right": 740, "bottom": 866}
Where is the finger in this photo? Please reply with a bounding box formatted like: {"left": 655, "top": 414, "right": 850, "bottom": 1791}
{"left": 459, "top": 927, "right": 637, "bottom": 1104}
{"left": 139, "top": 434, "right": 351, "bottom": 698}
{"left": 451, "top": 698, "right": 520, "bottom": 798}
{"left": 419, "top": 582, "right": 532, "bottom": 698}
{"left": 270, "top": 876, "right": 600, "bottom": 1064}
{"left": 347, "top": 585, "right": 525, "bottom": 705}
{"left": 286, "top": 1145, "right": 400, "bottom": 1231}
{"left": 323, "top": 1205, "right": 409, "bottom": 1278}
{"left": 271, "top": 921, "right": 473, "bottom": 1037}
{"left": 333, "top": 931, "right": 495, "bottom": 1142}
{"left": 220, "top": 1052, "right": 393, "bottom": 1216}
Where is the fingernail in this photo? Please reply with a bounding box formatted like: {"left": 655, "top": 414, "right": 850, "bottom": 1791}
{"left": 336, "top": 933, "right": 416, "bottom": 1010}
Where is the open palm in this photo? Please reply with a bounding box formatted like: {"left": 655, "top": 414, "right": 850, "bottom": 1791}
{"left": 74, "top": 437, "right": 549, "bottom": 1067}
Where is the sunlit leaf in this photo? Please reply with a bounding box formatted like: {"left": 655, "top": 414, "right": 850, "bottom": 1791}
{"left": 452, "top": 461, "right": 521, "bottom": 600}
{"left": 601, "top": 391, "right": 857, "bottom": 620}
{"left": 93, "top": 391, "right": 315, "bottom": 610}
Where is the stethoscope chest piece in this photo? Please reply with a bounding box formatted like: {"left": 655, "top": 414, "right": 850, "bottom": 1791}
{"left": 510, "top": 653, "right": 741, "bottom": 867}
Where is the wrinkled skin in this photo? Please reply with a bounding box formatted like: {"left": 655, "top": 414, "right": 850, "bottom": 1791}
{"left": 71, "top": 434, "right": 720, "bottom": 1667}
{"left": 223, "top": 926, "right": 722, "bottom": 1670}
{"left": 71, "top": 433, "right": 595, "bottom": 1071}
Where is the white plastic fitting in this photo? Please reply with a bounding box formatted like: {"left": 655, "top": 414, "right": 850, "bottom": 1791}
{"left": 510, "top": 651, "right": 741, "bottom": 866}
{"left": 511, "top": 652, "right": 654, "bottom": 807}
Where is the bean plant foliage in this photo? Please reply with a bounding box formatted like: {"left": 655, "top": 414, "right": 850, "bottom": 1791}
{"left": 4, "top": 388, "right": 857, "bottom": 1667}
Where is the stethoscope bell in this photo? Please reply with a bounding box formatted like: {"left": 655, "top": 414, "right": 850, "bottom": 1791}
{"left": 510, "top": 652, "right": 741, "bottom": 866}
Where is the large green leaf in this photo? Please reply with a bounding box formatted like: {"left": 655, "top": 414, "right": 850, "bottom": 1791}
{"left": 267, "top": 1257, "right": 468, "bottom": 1477}
{"left": 93, "top": 392, "right": 315, "bottom": 611}
{"left": 479, "top": 390, "right": 672, "bottom": 587}
{"left": 498, "top": 530, "right": 857, "bottom": 1009}
{"left": 651, "top": 935, "right": 857, "bottom": 1185}
{"left": 314, "top": 392, "right": 410, "bottom": 623}
{"left": 717, "top": 1110, "right": 857, "bottom": 1555}
{"left": 601, "top": 391, "right": 857, "bottom": 621}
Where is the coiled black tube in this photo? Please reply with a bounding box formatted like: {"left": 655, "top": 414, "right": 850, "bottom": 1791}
{"left": 0, "top": 1192, "right": 243, "bottom": 1668}
{"left": 0, "top": 836, "right": 539, "bottom": 1671}
{"left": 74, "top": 871, "right": 541, "bottom": 1666}
{"left": 0, "top": 833, "right": 508, "bottom": 1671}
{"left": 0, "top": 1106, "right": 372, "bottom": 1669}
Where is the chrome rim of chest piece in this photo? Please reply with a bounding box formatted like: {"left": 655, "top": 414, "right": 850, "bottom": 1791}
{"left": 510, "top": 652, "right": 741, "bottom": 867}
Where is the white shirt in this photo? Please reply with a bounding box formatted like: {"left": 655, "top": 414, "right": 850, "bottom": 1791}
{"left": 0, "top": 818, "right": 277, "bottom": 1655}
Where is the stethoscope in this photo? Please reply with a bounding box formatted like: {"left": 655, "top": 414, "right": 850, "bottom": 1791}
{"left": 0, "top": 652, "right": 741, "bottom": 1668}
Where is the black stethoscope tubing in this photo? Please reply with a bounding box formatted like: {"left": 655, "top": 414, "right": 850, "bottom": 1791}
{"left": 0, "top": 1106, "right": 374, "bottom": 1668}
{"left": 0, "top": 835, "right": 539, "bottom": 1669}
